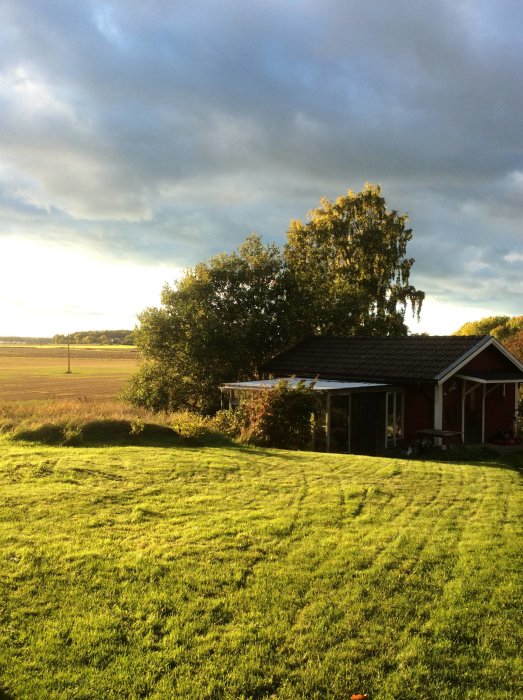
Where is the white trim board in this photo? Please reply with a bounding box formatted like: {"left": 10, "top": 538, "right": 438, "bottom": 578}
{"left": 436, "top": 336, "right": 523, "bottom": 384}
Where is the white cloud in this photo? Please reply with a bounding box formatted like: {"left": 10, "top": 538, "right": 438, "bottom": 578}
{"left": 0, "top": 237, "right": 181, "bottom": 336}
{"left": 0, "top": 64, "right": 76, "bottom": 123}
{"left": 504, "top": 251, "right": 523, "bottom": 263}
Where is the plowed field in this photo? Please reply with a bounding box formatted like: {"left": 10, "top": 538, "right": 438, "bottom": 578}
{"left": 0, "top": 345, "right": 138, "bottom": 401}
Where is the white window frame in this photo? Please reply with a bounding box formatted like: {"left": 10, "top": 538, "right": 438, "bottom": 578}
{"left": 386, "top": 391, "right": 404, "bottom": 447}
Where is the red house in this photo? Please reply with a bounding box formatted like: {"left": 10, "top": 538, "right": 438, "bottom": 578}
{"left": 221, "top": 335, "right": 523, "bottom": 454}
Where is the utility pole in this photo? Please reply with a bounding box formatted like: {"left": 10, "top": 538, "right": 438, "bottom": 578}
{"left": 66, "top": 335, "right": 72, "bottom": 374}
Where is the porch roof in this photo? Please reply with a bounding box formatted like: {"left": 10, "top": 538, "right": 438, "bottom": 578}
{"left": 456, "top": 370, "right": 523, "bottom": 384}
{"left": 220, "top": 378, "right": 388, "bottom": 393}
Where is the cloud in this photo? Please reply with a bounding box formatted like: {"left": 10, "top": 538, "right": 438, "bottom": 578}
{"left": 0, "top": 235, "right": 182, "bottom": 335}
{"left": 0, "top": 0, "right": 521, "bottom": 332}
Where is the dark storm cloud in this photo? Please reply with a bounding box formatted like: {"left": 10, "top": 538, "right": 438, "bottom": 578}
{"left": 1, "top": 0, "right": 521, "bottom": 315}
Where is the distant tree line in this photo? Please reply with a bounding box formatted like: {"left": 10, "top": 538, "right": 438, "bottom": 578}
{"left": 52, "top": 330, "right": 135, "bottom": 345}
{"left": 454, "top": 315, "right": 523, "bottom": 362}
{"left": 0, "top": 336, "right": 52, "bottom": 344}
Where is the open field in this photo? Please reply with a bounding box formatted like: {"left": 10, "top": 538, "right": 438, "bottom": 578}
{"left": 0, "top": 438, "right": 521, "bottom": 699}
{"left": 0, "top": 345, "right": 138, "bottom": 401}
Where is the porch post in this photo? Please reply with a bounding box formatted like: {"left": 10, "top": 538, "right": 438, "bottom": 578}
{"left": 481, "top": 383, "right": 486, "bottom": 443}
{"left": 461, "top": 379, "right": 466, "bottom": 443}
{"left": 514, "top": 382, "right": 520, "bottom": 435}
{"left": 348, "top": 394, "right": 352, "bottom": 453}
{"left": 515, "top": 383, "right": 520, "bottom": 436}
{"left": 434, "top": 383, "right": 443, "bottom": 446}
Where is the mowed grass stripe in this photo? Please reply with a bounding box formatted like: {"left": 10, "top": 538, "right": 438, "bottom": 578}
{"left": 0, "top": 441, "right": 521, "bottom": 699}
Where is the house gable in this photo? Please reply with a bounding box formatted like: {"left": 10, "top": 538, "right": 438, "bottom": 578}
{"left": 436, "top": 336, "right": 523, "bottom": 384}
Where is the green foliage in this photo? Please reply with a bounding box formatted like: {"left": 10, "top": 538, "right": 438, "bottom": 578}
{"left": 169, "top": 409, "right": 244, "bottom": 443}
{"left": 285, "top": 182, "right": 425, "bottom": 336}
{"left": 505, "top": 329, "right": 523, "bottom": 363}
{"left": 454, "top": 315, "right": 523, "bottom": 361}
{"left": 129, "top": 235, "right": 301, "bottom": 413}
{"left": 239, "top": 380, "right": 317, "bottom": 449}
{"left": 130, "top": 418, "right": 145, "bottom": 436}
{"left": 13, "top": 422, "right": 66, "bottom": 444}
{"left": 454, "top": 315, "right": 511, "bottom": 338}
{"left": 209, "top": 408, "right": 244, "bottom": 438}
{"left": 171, "top": 411, "right": 212, "bottom": 440}
{"left": 122, "top": 359, "right": 185, "bottom": 412}
{"left": 12, "top": 419, "right": 180, "bottom": 446}
{"left": 0, "top": 335, "right": 52, "bottom": 343}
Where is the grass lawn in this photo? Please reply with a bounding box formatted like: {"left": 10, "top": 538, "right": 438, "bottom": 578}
{"left": 0, "top": 439, "right": 522, "bottom": 699}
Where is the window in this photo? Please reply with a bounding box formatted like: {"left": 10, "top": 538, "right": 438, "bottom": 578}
{"left": 386, "top": 391, "right": 404, "bottom": 447}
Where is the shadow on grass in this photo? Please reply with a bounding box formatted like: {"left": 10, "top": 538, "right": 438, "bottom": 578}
{"left": 13, "top": 423, "right": 65, "bottom": 445}
{"left": 401, "top": 444, "right": 523, "bottom": 472}
{"left": 10, "top": 419, "right": 307, "bottom": 454}
{"left": 0, "top": 688, "right": 15, "bottom": 700}
{"left": 13, "top": 419, "right": 181, "bottom": 448}
{"left": 11, "top": 418, "right": 249, "bottom": 450}
{"left": 10, "top": 421, "right": 523, "bottom": 472}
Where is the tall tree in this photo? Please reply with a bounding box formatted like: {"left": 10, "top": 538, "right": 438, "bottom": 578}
{"left": 126, "top": 235, "right": 300, "bottom": 413}
{"left": 285, "top": 183, "right": 424, "bottom": 335}
{"left": 128, "top": 184, "right": 425, "bottom": 412}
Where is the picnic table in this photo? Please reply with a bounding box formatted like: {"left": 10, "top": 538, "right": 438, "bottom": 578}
{"left": 416, "top": 428, "right": 462, "bottom": 449}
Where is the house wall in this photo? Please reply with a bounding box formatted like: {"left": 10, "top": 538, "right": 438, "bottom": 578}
{"left": 349, "top": 392, "right": 387, "bottom": 455}
{"left": 440, "top": 378, "right": 516, "bottom": 442}
{"left": 463, "top": 345, "right": 516, "bottom": 372}
{"left": 442, "top": 379, "right": 462, "bottom": 432}
{"left": 355, "top": 344, "right": 519, "bottom": 449}
{"left": 376, "top": 378, "right": 517, "bottom": 448}
{"left": 484, "top": 383, "right": 517, "bottom": 439}
{"left": 314, "top": 390, "right": 389, "bottom": 455}
{"left": 403, "top": 384, "right": 434, "bottom": 442}
{"left": 460, "top": 347, "right": 518, "bottom": 441}
{"left": 454, "top": 380, "right": 517, "bottom": 442}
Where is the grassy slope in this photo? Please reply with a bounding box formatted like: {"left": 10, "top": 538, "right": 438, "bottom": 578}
{"left": 0, "top": 440, "right": 521, "bottom": 700}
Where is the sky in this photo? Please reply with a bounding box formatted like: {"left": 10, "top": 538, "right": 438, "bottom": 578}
{"left": 1, "top": 0, "right": 522, "bottom": 337}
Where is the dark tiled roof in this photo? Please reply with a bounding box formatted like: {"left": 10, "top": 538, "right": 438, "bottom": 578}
{"left": 263, "top": 335, "right": 491, "bottom": 384}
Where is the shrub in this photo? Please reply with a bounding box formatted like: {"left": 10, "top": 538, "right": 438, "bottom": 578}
{"left": 123, "top": 361, "right": 177, "bottom": 412}
{"left": 208, "top": 409, "right": 244, "bottom": 438}
{"left": 239, "top": 380, "right": 316, "bottom": 449}
{"left": 171, "top": 411, "right": 211, "bottom": 440}
{"left": 130, "top": 418, "right": 145, "bottom": 436}
{"left": 63, "top": 424, "right": 83, "bottom": 446}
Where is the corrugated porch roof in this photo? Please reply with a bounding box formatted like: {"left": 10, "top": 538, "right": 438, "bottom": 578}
{"left": 220, "top": 378, "right": 388, "bottom": 392}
